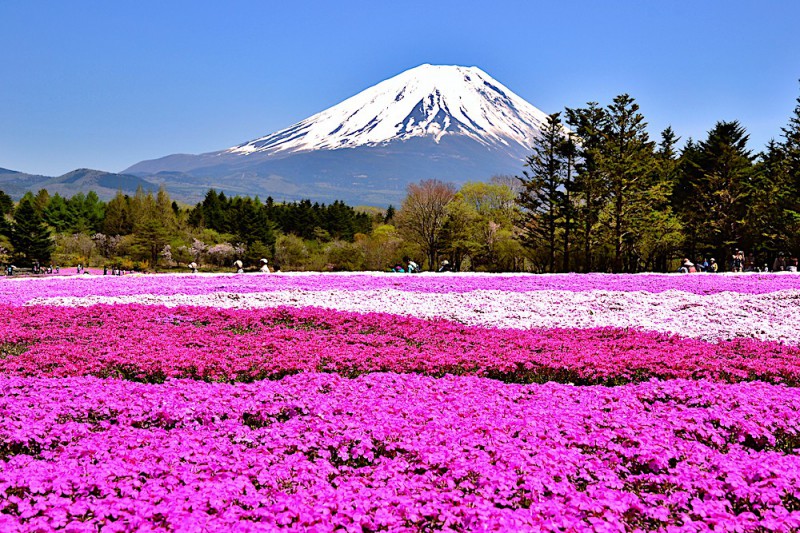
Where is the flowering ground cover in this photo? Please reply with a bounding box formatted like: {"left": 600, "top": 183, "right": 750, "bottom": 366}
{"left": 2, "top": 271, "right": 800, "bottom": 306}
{"left": 1, "top": 272, "right": 800, "bottom": 532}
{"left": 31, "top": 287, "right": 800, "bottom": 344}
{"left": 1, "top": 375, "right": 799, "bottom": 532}
{"left": 3, "top": 304, "right": 800, "bottom": 385}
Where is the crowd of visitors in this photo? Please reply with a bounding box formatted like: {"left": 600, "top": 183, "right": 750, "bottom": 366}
{"left": 678, "top": 250, "right": 799, "bottom": 273}
{"left": 3, "top": 251, "right": 799, "bottom": 276}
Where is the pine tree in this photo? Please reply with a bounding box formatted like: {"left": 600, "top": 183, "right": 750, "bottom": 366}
{"left": 33, "top": 189, "right": 50, "bottom": 214}
{"left": 680, "top": 121, "right": 755, "bottom": 264}
{"left": 779, "top": 81, "right": 800, "bottom": 252}
{"left": 599, "top": 95, "right": 655, "bottom": 272}
{"left": 200, "top": 189, "right": 226, "bottom": 232}
{"left": 103, "top": 191, "right": 132, "bottom": 235}
{"left": 155, "top": 186, "right": 178, "bottom": 234}
{"left": 625, "top": 127, "right": 682, "bottom": 272}
{"left": 747, "top": 140, "right": 794, "bottom": 256}
{"left": 559, "top": 130, "right": 578, "bottom": 272}
{"left": 566, "top": 103, "right": 608, "bottom": 272}
{"left": 782, "top": 81, "right": 800, "bottom": 183}
{"left": 384, "top": 205, "right": 396, "bottom": 224}
{"left": 11, "top": 196, "right": 53, "bottom": 265}
{"left": 648, "top": 127, "right": 682, "bottom": 271}
{"left": 517, "top": 112, "right": 566, "bottom": 272}
{"left": 0, "top": 190, "right": 15, "bottom": 216}
{"left": 83, "top": 191, "right": 105, "bottom": 232}
{"left": 0, "top": 209, "right": 11, "bottom": 240}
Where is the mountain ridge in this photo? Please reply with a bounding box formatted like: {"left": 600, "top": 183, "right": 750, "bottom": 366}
{"left": 0, "top": 168, "right": 157, "bottom": 201}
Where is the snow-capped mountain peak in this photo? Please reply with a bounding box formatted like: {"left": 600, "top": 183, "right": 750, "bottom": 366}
{"left": 226, "top": 64, "right": 548, "bottom": 156}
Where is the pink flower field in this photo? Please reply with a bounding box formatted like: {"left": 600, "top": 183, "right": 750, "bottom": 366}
{"left": 2, "top": 272, "right": 800, "bottom": 532}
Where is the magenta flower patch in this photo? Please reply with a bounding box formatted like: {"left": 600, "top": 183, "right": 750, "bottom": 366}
{"left": 1, "top": 304, "right": 800, "bottom": 385}
{"left": 2, "top": 272, "right": 800, "bottom": 531}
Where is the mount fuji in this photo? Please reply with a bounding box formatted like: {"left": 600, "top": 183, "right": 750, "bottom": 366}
{"left": 124, "top": 64, "right": 550, "bottom": 205}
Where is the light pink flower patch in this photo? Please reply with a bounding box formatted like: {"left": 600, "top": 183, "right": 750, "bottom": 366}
{"left": 3, "top": 271, "right": 800, "bottom": 306}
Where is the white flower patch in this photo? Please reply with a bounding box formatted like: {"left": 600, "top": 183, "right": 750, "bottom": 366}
{"left": 29, "top": 288, "right": 800, "bottom": 345}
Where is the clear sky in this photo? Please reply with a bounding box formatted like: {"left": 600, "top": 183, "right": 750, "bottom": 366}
{"left": 2, "top": 0, "right": 799, "bottom": 176}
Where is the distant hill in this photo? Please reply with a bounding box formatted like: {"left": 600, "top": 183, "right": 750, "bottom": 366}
{"left": 0, "top": 168, "right": 159, "bottom": 201}
{"left": 0, "top": 168, "right": 50, "bottom": 197}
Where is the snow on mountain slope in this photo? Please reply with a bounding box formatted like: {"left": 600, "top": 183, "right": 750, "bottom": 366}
{"left": 226, "top": 64, "right": 549, "bottom": 157}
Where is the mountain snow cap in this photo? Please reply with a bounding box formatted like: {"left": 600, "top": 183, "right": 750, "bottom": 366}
{"left": 227, "top": 64, "right": 549, "bottom": 156}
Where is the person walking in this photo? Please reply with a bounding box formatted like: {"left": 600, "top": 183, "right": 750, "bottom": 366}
{"left": 234, "top": 259, "right": 244, "bottom": 273}
{"left": 259, "top": 259, "right": 270, "bottom": 273}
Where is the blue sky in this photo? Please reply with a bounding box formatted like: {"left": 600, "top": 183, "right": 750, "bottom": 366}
{"left": 2, "top": 1, "right": 799, "bottom": 176}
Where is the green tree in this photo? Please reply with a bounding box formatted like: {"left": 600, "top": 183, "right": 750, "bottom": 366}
{"left": 747, "top": 140, "right": 796, "bottom": 256}
{"left": 446, "top": 181, "right": 520, "bottom": 271}
{"left": 565, "top": 103, "right": 608, "bottom": 272}
{"left": 677, "top": 121, "right": 755, "bottom": 263}
{"left": 131, "top": 218, "right": 170, "bottom": 268}
{"left": 104, "top": 191, "right": 133, "bottom": 235}
{"left": 129, "top": 188, "right": 169, "bottom": 267}
{"left": 0, "top": 190, "right": 15, "bottom": 216}
{"left": 33, "top": 189, "right": 51, "bottom": 214}
{"left": 559, "top": 130, "right": 578, "bottom": 271}
{"left": 383, "top": 205, "right": 396, "bottom": 224}
{"left": 155, "top": 186, "right": 178, "bottom": 234}
{"left": 778, "top": 82, "right": 800, "bottom": 253}
{"left": 517, "top": 112, "right": 566, "bottom": 272}
{"left": 44, "top": 194, "right": 74, "bottom": 232}
{"left": 599, "top": 94, "right": 656, "bottom": 272}
{"left": 624, "top": 127, "right": 682, "bottom": 271}
{"left": 11, "top": 196, "right": 54, "bottom": 265}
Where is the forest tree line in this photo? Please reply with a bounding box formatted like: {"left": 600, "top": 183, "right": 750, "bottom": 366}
{"left": 515, "top": 91, "right": 800, "bottom": 273}
{"left": 2, "top": 87, "right": 800, "bottom": 273}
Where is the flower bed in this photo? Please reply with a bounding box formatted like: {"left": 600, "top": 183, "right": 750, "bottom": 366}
{"left": 1, "top": 375, "right": 799, "bottom": 532}
{"left": 2, "top": 272, "right": 800, "bottom": 532}
{"left": 2, "top": 271, "right": 799, "bottom": 306}
{"left": 30, "top": 286, "right": 800, "bottom": 344}
{"left": 2, "top": 304, "right": 800, "bottom": 385}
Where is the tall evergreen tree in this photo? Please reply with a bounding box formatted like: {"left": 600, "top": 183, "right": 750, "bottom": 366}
{"left": 200, "top": 189, "right": 226, "bottom": 233}
{"left": 559, "top": 130, "right": 578, "bottom": 271}
{"left": 517, "top": 112, "right": 566, "bottom": 272}
{"left": 599, "top": 94, "right": 655, "bottom": 272}
{"left": 33, "top": 189, "right": 51, "bottom": 214}
{"left": 43, "top": 194, "right": 75, "bottom": 232}
{"left": 779, "top": 81, "right": 800, "bottom": 252}
{"left": 623, "top": 127, "right": 682, "bottom": 272}
{"left": 155, "top": 186, "right": 178, "bottom": 234}
{"left": 747, "top": 140, "right": 794, "bottom": 255}
{"left": 679, "top": 121, "right": 755, "bottom": 263}
{"left": 11, "top": 196, "right": 53, "bottom": 265}
{"left": 782, "top": 81, "right": 800, "bottom": 184}
{"left": 646, "top": 127, "right": 683, "bottom": 271}
{"left": 0, "top": 191, "right": 15, "bottom": 216}
{"left": 566, "top": 103, "right": 608, "bottom": 272}
{"left": 103, "top": 191, "right": 132, "bottom": 235}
